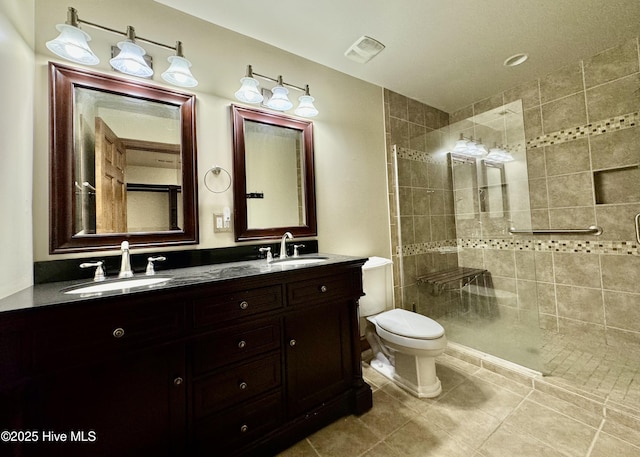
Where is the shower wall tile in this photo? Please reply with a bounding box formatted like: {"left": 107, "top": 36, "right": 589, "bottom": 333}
{"left": 400, "top": 215, "right": 415, "bottom": 245}
{"left": 526, "top": 147, "right": 546, "bottom": 179}
{"left": 407, "top": 98, "right": 426, "bottom": 125}
{"left": 387, "top": 90, "right": 408, "bottom": 120}
{"left": 589, "top": 126, "right": 640, "bottom": 170}
{"left": 515, "top": 251, "right": 537, "bottom": 280}
{"left": 541, "top": 92, "right": 587, "bottom": 133}
{"left": 544, "top": 139, "right": 590, "bottom": 176}
{"left": 409, "top": 123, "right": 427, "bottom": 152}
{"left": 546, "top": 172, "right": 593, "bottom": 208}
{"left": 595, "top": 203, "right": 640, "bottom": 241}
{"left": 483, "top": 249, "right": 516, "bottom": 278}
{"left": 396, "top": 158, "right": 412, "bottom": 187}
{"left": 606, "top": 327, "right": 640, "bottom": 348}
{"left": 414, "top": 216, "right": 432, "bottom": 243}
{"left": 548, "top": 207, "right": 597, "bottom": 235}
{"left": 413, "top": 188, "right": 432, "bottom": 215}
{"left": 429, "top": 190, "right": 446, "bottom": 216}
{"left": 557, "top": 318, "right": 606, "bottom": 343}
{"left": 523, "top": 107, "right": 543, "bottom": 139}
{"left": 389, "top": 116, "right": 409, "bottom": 148}
{"left": 603, "top": 290, "right": 640, "bottom": 333}
{"left": 516, "top": 280, "right": 538, "bottom": 311}
{"left": 556, "top": 285, "right": 604, "bottom": 324}
{"left": 601, "top": 255, "right": 640, "bottom": 294}
{"left": 583, "top": 38, "right": 639, "bottom": 89}
{"left": 503, "top": 79, "right": 541, "bottom": 111}
{"left": 539, "top": 63, "right": 584, "bottom": 104}
{"left": 534, "top": 251, "right": 555, "bottom": 282}
{"left": 528, "top": 178, "right": 549, "bottom": 209}
{"left": 473, "top": 93, "right": 504, "bottom": 116}
{"left": 553, "top": 252, "right": 601, "bottom": 288}
{"left": 398, "top": 187, "right": 414, "bottom": 215}
{"left": 410, "top": 160, "right": 430, "bottom": 188}
{"left": 586, "top": 73, "right": 640, "bottom": 121}
{"left": 536, "top": 282, "right": 557, "bottom": 315}
{"left": 430, "top": 216, "right": 447, "bottom": 241}
{"left": 424, "top": 105, "right": 444, "bottom": 130}
{"left": 450, "top": 104, "right": 473, "bottom": 125}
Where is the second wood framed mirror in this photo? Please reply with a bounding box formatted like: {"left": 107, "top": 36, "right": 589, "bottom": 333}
{"left": 231, "top": 105, "right": 317, "bottom": 241}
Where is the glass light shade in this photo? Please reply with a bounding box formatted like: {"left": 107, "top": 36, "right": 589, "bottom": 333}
{"left": 110, "top": 40, "right": 153, "bottom": 78}
{"left": 466, "top": 141, "right": 479, "bottom": 156}
{"left": 475, "top": 142, "right": 488, "bottom": 156}
{"left": 295, "top": 94, "right": 318, "bottom": 117}
{"left": 486, "top": 147, "right": 514, "bottom": 162}
{"left": 235, "top": 77, "right": 263, "bottom": 103}
{"left": 161, "top": 55, "right": 198, "bottom": 87}
{"left": 452, "top": 138, "right": 468, "bottom": 153}
{"left": 267, "top": 85, "right": 293, "bottom": 111}
{"left": 46, "top": 24, "right": 99, "bottom": 65}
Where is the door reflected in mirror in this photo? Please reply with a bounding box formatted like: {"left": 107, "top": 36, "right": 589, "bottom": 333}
{"left": 49, "top": 63, "right": 198, "bottom": 254}
{"left": 74, "top": 88, "right": 182, "bottom": 235}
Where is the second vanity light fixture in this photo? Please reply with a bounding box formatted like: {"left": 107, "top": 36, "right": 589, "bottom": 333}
{"left": 452, "top": 134, "right": 514, "bottom": 163}
{"left": 234, "top": 65, "right": 318, "bottom": 117}
{"left": 46, "top": 6, "right": 198, "bottom": 88}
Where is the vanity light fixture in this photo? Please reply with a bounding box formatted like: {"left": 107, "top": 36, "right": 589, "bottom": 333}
{"left": 452, "top": 134, "right": 487, "bottom": 157}
{"left": 46, "top": 6, "right": 198, "bottom": 87}
{"left": 234, "top": 65, "right": 318, "bottom": 117}
{"left": 485, "top": 144, "right": 515, "bottom": 163}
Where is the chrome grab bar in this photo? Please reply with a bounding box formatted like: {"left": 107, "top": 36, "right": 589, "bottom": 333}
{"left": 508, "top": 225, "right": 603, "bottom": 235}
{"left": 635, "top": 213, "right": 640, "bottom": 244}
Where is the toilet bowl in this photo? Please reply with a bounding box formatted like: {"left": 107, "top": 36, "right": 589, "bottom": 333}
{"left": 361, "top": 257, "right": 447, "bottom": 398}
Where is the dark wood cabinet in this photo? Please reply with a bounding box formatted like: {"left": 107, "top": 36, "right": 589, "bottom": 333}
{"left": 0, "top": 260, "right": 372, "bottom": 457}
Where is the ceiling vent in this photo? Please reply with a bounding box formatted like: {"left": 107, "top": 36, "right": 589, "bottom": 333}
{"left": 344, "top": 36, "right": 385, "bottom": 64}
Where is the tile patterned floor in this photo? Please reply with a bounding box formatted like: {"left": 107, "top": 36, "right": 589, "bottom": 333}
{"left": 278, "top": 352, "right": 640, "bottom": 457}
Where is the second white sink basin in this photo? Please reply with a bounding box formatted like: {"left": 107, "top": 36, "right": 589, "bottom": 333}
{"left": 64, "top": 276, "right": 172, "bottom": 294}
{"left": 272, "top": 256, "right": 328, "bottom": 266}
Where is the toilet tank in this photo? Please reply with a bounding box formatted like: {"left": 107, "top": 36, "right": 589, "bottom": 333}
{"left": 360, "top": 257, "right": 393, "bottom": 317}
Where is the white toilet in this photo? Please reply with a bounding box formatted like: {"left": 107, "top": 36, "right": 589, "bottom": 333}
{"left": 361, "top": 257, "right": 447, "bottom": 398}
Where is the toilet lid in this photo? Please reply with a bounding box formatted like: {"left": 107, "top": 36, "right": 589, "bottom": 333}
{"left": 375, "top": 309, "right": 445, "bottom": 340}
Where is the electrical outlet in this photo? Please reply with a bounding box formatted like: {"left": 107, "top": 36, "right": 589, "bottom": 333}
{"left": 213, "top": 213, "right": 232, "bottom": 233}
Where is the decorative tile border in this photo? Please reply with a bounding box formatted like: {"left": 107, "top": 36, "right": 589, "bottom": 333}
{"left": 395, "top": 146, "right": 446, "bottom": 164}
{"left": 398, "top": 237, "right": 640, "bottom": 257}
{"left": 526, "top": 111, "right": 640, "bottom": 149}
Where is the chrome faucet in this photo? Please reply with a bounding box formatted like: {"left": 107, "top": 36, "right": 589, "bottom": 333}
{"left": 118, "top": 241, "right": 133, "bottom": 278}
{"left": 280, "top": 232, "right": 293, "bottom": 259}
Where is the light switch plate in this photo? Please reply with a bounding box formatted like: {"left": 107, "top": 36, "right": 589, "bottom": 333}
{"left": 213, "top": 213, "right": 232, "bottom": 233}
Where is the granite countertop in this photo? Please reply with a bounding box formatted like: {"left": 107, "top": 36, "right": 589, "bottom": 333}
{"left": 0, "top": 254, "right": 367, "bottom": 314}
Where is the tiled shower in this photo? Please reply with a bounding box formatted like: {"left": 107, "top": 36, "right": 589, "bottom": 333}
{"left": 384, "top": 37, "right": 640, "bottom": 411}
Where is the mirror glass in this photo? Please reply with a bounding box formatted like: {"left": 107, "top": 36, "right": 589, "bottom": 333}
{"left": 232, "top": 105, "right": 316, "bottom": 241}
{"left": 49, "top": 63, "right": 199, "bottom": 253}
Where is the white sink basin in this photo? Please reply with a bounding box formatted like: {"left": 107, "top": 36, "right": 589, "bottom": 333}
{"left": 63, "top": 276, "right": 172, "bottom": 295}
{"left": 272, "top": 256, "right": 328, "bottom": 266}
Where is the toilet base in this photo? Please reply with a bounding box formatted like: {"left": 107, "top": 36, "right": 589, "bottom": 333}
{"left": 368, "top": 352, "right": 442, "bottom": 398}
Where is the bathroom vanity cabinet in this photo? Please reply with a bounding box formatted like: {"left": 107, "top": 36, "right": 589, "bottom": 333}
{"left": 0, "top": 258, "right": 371, "bottom": 457}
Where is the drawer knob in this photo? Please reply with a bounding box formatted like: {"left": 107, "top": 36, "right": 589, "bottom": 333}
{"left": 174, "top": 377, "right": 183, "bottom": 386}
{"left": 289, "top": 339, "right": 297, "bottom": 347}
{"left": 239, "top": 300, "right": 249, "bottom": 310}
{"left": 238, "top": 340, "right": 247, "bottom": 349}
{"left": 112, "top": 327, "right": 125, "bottom": 338}
{"left": 320, "top": 285, "right": 327, "bottom": 293}
{"left": 239, "top": 381, "right": 248, "bottom": 390}
{"left": 240, "top": 424, "right": 248, "bottom": 433}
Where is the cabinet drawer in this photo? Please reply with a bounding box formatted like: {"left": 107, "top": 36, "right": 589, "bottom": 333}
{"left": 193, "top": 352, "right": 281, "bottom": 418}
{"left": 193, "top": 285, "right": 283, "bottom": 328}
{"left": 193, "top": 318, "right": 281, "bottom": 375}
{"left": 34, "top": 300, "right": 185, "bottom": 371}
{"left": 193, "top": 391, "right": 282, "bottom": 455}
{"left": 287, "top": 273, "right": 355, "bottom": 306}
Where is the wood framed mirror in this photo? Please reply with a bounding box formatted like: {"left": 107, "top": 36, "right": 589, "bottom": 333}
{"left": 49, "top": 62, "right": 198, "bottom": 254}
{"left": 231, "top": 105, "right": 317, "bottom": 241}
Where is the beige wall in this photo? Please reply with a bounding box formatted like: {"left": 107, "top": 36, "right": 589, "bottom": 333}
{"left": 32, "top": 0, "right": 391, "bottom": 262}
{"left": 0, "top": 0, "right": 34, "bottom": 299}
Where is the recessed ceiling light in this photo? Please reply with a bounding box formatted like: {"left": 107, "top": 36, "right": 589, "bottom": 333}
{"left": 503, "top": 53, "right": 528, "bottom": 67}
{"left": 344, "top": 36, "right": 385, "bottom": 64}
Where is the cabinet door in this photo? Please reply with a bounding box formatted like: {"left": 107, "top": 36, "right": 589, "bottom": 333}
{"left": 285, "top": 300, "right": 353, "bottom": 418}
{"left": 19, "top": 345, "right": 186, "bottom": 457}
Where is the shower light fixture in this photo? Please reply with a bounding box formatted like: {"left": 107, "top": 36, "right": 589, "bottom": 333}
{"left": 485, "top": 145, "right": 515, "bottom": 163}
{"left": 234, "top": 65, "right": 318, "bottom": 117}
{"left": 47, "top": 7, "right": 198, "bottom": 87}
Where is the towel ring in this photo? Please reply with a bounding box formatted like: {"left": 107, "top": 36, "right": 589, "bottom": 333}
{"left": 204, "top": 166, "right": 232, "bottom": 193}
